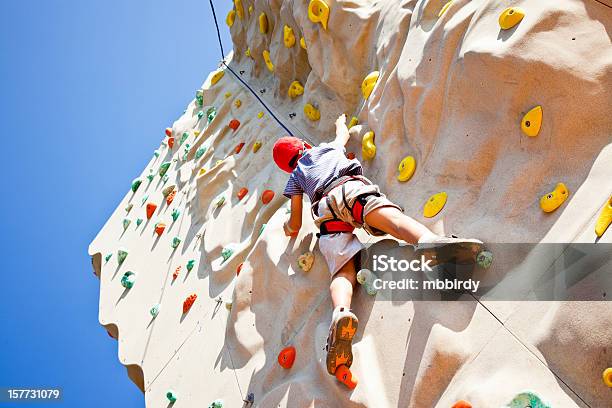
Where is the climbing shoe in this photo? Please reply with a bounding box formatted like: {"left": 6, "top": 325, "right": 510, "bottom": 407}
{"left": 326, "top": 306, "right": 358, "bottom": 375}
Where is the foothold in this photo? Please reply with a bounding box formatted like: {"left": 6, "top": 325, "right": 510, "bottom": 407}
{"left": 540, "top": 182, "right": 569, "bottom": 213}
{"left": 397, "top": 155, "right": 416, "bottom": 182}
{"left": 278, "top": 346, "right": 296, "bottom": 369}
{"left": 150, "top": 304, "right": 160, "bottom": 318}
{"left": 120, "top": 271, "right": 136, "bottom": 289}
{"left": 505, "top": 392, "right": 550, "bottom": 408}
{"left": 452, "top": 401, "right": 472, "bottom": 408}
{"left": 521, "top": 105, "right": 543, "bottom": 137}
{"left": 300, "top": 36, "right": 307, "bottom": 49}
{"left": 153, "top": 149, "right": 160, "bottom": 158}
{"left": 173, "top": 266, "right": 181, "bottom": 280}
{"left": 283, "top": 25, "right": 296, "bottom": 48}
{"left": 252, "top": 141, "right": 262, "bottom": 153}
{"left": 131, "top": 178, "right": 142, "bottom": 193}
{"left": 476, "top": 251, "right": 494, "bottom": 269}
{"left": 211, "top": 70, "right": 225, "bottom": 85}
{"left": 165, "top": 128, "right": 172, "bottom": 137}
{"left": 237, "top": 188, "right": 248, "bottom": 201}
{"left": 171, "top": 237, "right": 181, "bottom": 249}
{"left": 595, "top": 195, "right": 612, "bottom": 237}
{"left": 438, "top": 1, "right": 453, "bottom": 17}
{"left": 215, "top": 196, "right": 226, "bottom": 208}
{"left": 225, "top": 301, "right": 233, "bottom": 311}
{"left": 603, "top": 368, "right": 612, "bottom": 387}
{"left": 335, "top": 365, "right": 358, "bottom": 389}
{"left": 196, "top": 90, "right": 204, "bottom": 106}
{"left": 162, "top": 174, "right": 169, "bottom": 183}
{"left": 257, "top": 111, "right": 264, "bottom": 119}
{"left": 221, "top": 247, "right": 234, "bottom": 262}
{"left": 194, "top": 130, "right": 200, "bottom": 137}
{"left": 361, "top": 71, "right": 379, "bottom": 100}
{"left": 235, "top": 142, "right": 245, "bottom": 154}
{"left": 117, "top": 249, "right": 128, "bottom": 264}
{"left": 208, "top": 399, "right": 224, "bottom": 408}
{"left": 229, "top": 119, "right": 240, "bottom": 131}
{"left": 348, "top": 116, "right": 358, "bottom": 129}
{"left": 125, "top": 203, "right": 133, "bottom": 213}
{"left": 226, "top": 9, "right": 236, "bottom": 27}
{"left": 499, "top": 7, "right": 525, "bottom": 30}
{"left": 158, "top": 162, "right": 171, "bottom": 177}
{"left": 262, "top": 190, "right": 275, "bottom": 204}
{"left": 195, "top": 147, "right": 206, "bottom": 159}
{"left": 166, "top": 190, "right": 176, "bottom": 205}
{"left": 180, "top": 132, "right": 189, "bottom": 146}
{"left": 423, "top": 192, "right": 447, "bottom": 218}
{"left": 224, "top": 92, "right": 232, "bottom": 98}
{"left": 308, "top": 0, "right": 330, "bottom": 30}
{"left": 146, "top": 203, "right": 157, "bottom": 219}
{"left": 248, "top": 5, "right": 253, "bottom": 14}
{"left": 104, "top": 253, "right": 112, "bottom": 263}
{"left": 141, "top": 195, "right": 149, "bottom": 206}
{"left": 346, "top": 152, "right": 356, "bottom": 160}
{"left": 262, "top": 50, "right": 274, "bottom": 72}
{"left": 234, "top": 99, "right": 242, "bottom": 108}
{"left": 197, "top": 111, "right": 204, "bottom": 120}
{"left": 122, "top": 218, "right": 131, "bottom": 231}
{"left": 245, "top": 47, "right": 251, "bottom": 58}
{"left": 259, "top": 12, "right": 268, "bottom": 34}
{"left": 186, "top": 260, "right": 195, "bottom": 272}
{"left": 288, "top": 81, "right": 304, "bottom": 99}
{"left": 246, "top": 393, "right": 254, "bottom": 403}
{"left": 147, "top": 173, "right": 154, "bottom": 182}
{"left": 183, "top": 294, "right": 197, "bottom": 313}
{"left": 356, "top": 269, "right": 378, "bottom": 295}
{"left": 199, "top": 168, "right": 207, "bottom": 176}
{"left": 166, "top": 390, "right": 177, "bottom": 403}
{"left": 304, "top": 103, "right": 321, "bottom": 121}
{"left": 297, "top": 252, "right": 315, "bottom": 272}
{"left": 168, "top": 137, "right": 175, "bottom": 148}
{"left": 154, "top": 223, "right": 166, "bottom": 236}
{"left": 162, "top": 185, "right": 176, "bottom": 198}
{"left": 361, "top": 131, "right": 376, "bottom": 160}
{"left": 206, "top": 107, "right": 217, "bottom": 123}
{"left": 136, "top": 218, "right": 143, "bottom": 227}
{"left": 259, "top": 224, "right": 266, "bottom": 236}
{"left": 171, "top": 208, "right": 180, "bottom": 222}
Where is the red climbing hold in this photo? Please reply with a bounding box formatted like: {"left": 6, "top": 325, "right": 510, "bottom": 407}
{"left": 166, "top": 190, "right": 176, "bottom": 205}
{"left": 173, "top": 266, "right": 182, "bottom": 280}
{"left": 346, "top": 152, "right": 356, "bottom": 160}
{"left": 183, "top": 293, "right": 197, "bottom": 314}
{"left": 155, "top": 223, "right": 166, "bottom": 236}
{"left": 146, "top": 203, "right": 157, "bottom": 219}
{"left": 237, "top": 188, "right": 248, "bottom": 200}
{"left": 235, "top": 142, "right": 245, "bottom": 154}
{"left": 278, "top": 346, "right": 296, "bottom": 369}
{"left": 237, "top": 263, "right": 243, "bottom": 276}
{"left": 452, "top": 401, "right": 472, "bottom": 408}
{"left": 165, "top": 128, "right": 172, "bottom": 137}
{"left": 229, "top": 119, "right": 240, "bottom": 131}
{"left": 262, "top": 190, "right": 275, "bottom": 204}
{"left": 335, "top": 365, "right": 357, "bottom": 389}
{"left": 168, "top": 137, "right": 175, "bottom": 148}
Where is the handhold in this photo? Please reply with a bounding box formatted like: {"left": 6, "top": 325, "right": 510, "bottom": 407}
{"left": 283, "top": 25, "right": 296, "bottom": 48}
{"left": 499, "top": 7, "right": 525, "bottom": 30}
{"left": 208, "top": 399, "right": 224, "bottom": 408}
{"left": 235, "top": 142, "right": 245, "bottom": 154}
{"left": 196, "top": 90, "right": 204, "bottom": 106}
{"left": 225, "top": 301, "right": 232, "bottom": 311}
{"left": 198, "top": 168, "right": 207, "bottom": 176}
{"left": 166, "top": 390, "right": 177, "bottom": 403}
{"left": 237, "top": 188, "right": 248, "bottom": 200}
{"left": 262, "top": 50, "right": 274, "bottom": 72}
{"left": 335, "top": 365, "right": 358, "bottom": 389}
{"left": 150, "top": 304, "right": 160, "bottom": 318}
{"left": 356, "top": 269, "right": 378, "bottom": 295}
{"left": 452, "top": 401, "right": 472, "bottom": 408}
{"left": 304, "top": 103, "right": 321, "bottom": 121}
{"left": 234, "top": 99, "right": 242, "bottom": 108}
{"left": 154, "top": 223, "right": 166, "bottom": 236}
{"left": 258, "top": 12, "right": 268, "bottom": 34}
{"left": 229, "top": 119, "right": 240, "bottom": 131}
{"left": 595, "top": 195, "right": 612, "bottom": 237}
{"left": 603, "top": 367, "right": 612, "bottom": 387}
{"left": 141, "top": 195, "right": 149, "bottom": 206}
{"left": 125, "top": 203, "right": 133, "bottom": 213}
{"left": 197, "top": 111, "right": 204, "bottom": 120}
{"left": 297, "top": 252, "right": 314, "bottom": 272}
{"left": 423, "top": 192, "right": 448, "bottom": 218}
{"left": 180, "top": 132, "right": 189, "bottom": 146}
{"left": 259, "top": 224, "right": 266, "bottom": 235}
{"left": 122, "top": 218, "right": 131, "bottom": 231}
{"left": 438, "top": 1, "right": 453, "bottom": 17}
{"left": 221, "top": 247, "right": 234, "bottom": 262}
{"left": 397, "top": 155, "right": 416, "bottom": 182}
{"left": 361, "top": 71, "right": 379, "bottom": 100}
{"left": 183, "top": 293, "right": 197, "bottom": 313}
{"left": 224, "top": 92, "right": 232, "bottom": 98}
{"left": 173, "top": 266, "right": 181, "bottom": 280}
{"left": 158, "top": 162, "right": 171, "bottom": 177}
{"left": 117, "top": 248, "right": 128, "bottom": 264}
{"left": 166, "top": 190, "right": 176, "bottom": 205}
{"left": 521, "top": 105, "right": 543, "bottom": 137}
{"left": 234, "top": 0, "right": 244, "bottom": 19}
{"left": 147, "top": 173, "right": 154, "bottom": 182}
{"left": 361, "top": 131, "right": 376, "bottom": 160}
{"left": 476, "top": 250, "right": 494, "bottom": 269}
{"left": 252, "top": 141, "right": 262, "bottom": 153}
{"left": 288, "top": 81, "right": 304, "bottom": 99}
{"left": 346, "top": 152, "right": 356, "bottom": 160}
{"left": 348, "top": 116, "right": 358, "bottom": 129}
{"left": 206, "top": 107, "right": 217, "bottom": 123}
{"left": 162, "top": 174, "right": 169, "bottom": 183}
{"left": 248, "top": 5, "right": 253, "bottom": 14}
{"left": 186, "top": 259, "right": 195, "bottom": 271}
{"left": 131, "top": 178, "right": 142, "bottom": 192}
{"left": 211, "top": 70, "right": 225, "bottom": 85}
{"left": 300, "top": 37, "right": 307, "bottom": 49}
{"left": 104, "top": 253, "right": 112, "bottom": 263}
{"left": 262, "top": 190, "right": 275, "bottom": 204}
{"left": 120, "top": 271, "right": 136, "bottom": 289}
{"left": 226, "top": 9, "right": 236, "bottom": 27}
{"left": 153, "top": 149, "right": 160, "bottom": 158}
{"left": 540, "top": 182, "right": 569, "bottom": 213}
{"left": 308, "top": 0, "right": 330, "bottom": 30}
{"left": 215, "top": 196, "right": 226, "bottom": 207}
{"left": 278, "top": 346, "right": 296, "bottom": 369}
{"left": 245, "top": 47, "right": 251, "bottom": 58}
{"left": 171, "top": 208, "right": 180, "bottom": 222}
{"left": 195, "top": 147, "right": 206, "bottom": 159}
{"left": 165, "top": 128, "right": 172, "bottom": 137}
{"left": 171, "top": 237, "right": 181, "bottom": 249}
{"left": 162, "top": 185, "right": 176, "bottom": 198}
{"left": 505, "top": 392, "right": 550, "bottom": 408}
{"left": 146, "top": 203, "right": 157, "bottom": 219}
{"left": 257, "top": 111, "right": 264, "bottom": 119}
{"left": 194, "top": 130, "right": 200, "bottom": 137}
{"left": 136, "top": 218, "right": 143, "bottom": 227}
{"left": 168, "top": 137, "right": 175, "bottom": 148}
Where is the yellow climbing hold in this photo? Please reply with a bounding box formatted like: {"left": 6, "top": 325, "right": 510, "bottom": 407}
{"left": 199, "top": 168, "right": 207, "bottom": 175}
{"left": 252, "top": 141, "right": 262, "bottom": 153}
{"left": 234, "top": 99, "right": 242, "bottom": 108}
{"left": 211, "top": 70, "right": 225, "bottom": 85}
{"left": 603, "top": 368, "right": 612, "bottom": 387}
{"left": 194, "top": 130, "right": 200, "bottom": 137}
{"left": 248, "top": 5, "right": 253, "bottom": 15}
{"left": 308, "top": 0, "right": 330, "bottom": 30}
{"left": 499, "top": 7, "right": 525, "bottom": 30}
{"left": 595, "top": 195, "right": 612, "bottom": 237}
{"left": 226, "top": 10, "right": 236, "bottom": 27}
{"left": 540, "top": 183, "right": 569, "bottom": 213}
{"left": 284, "top": 25, "right": 296, "bottom": 48}
{"left": 234, "top": 0, "right": 244, "bottom": 19}
{"left": 521, "top": 105, "right": 542, "bottom": 137}
{"left": 438, "top": 1, "right": 453, "bottom": 17}
{"left": 362, "top": 131, "right": 376, "bottom": 160}
{"left": 257, "top": 111, "right": 264, "bottom": 119}
{"left": 300, "top": 37, "right": 307, "bottom": 50}
{"left": 397, "top": 155, "right": 416, "bottom": 182}
{"left": 263, "top": 50, "right": 274, "bottom": 72}
{"left": 361, "top": 71, "right": 379, "bottom": 100}
{"left": 304, "top": 103, "right": 321, "bottom": 121}
{"left": 224, "top": 92, "right": 232, "bottom": 98}
{"left": 288, "top": 81, "right": 304, "bottom": 99}
{"left": 348, "top": 116, "right": 358, "bottom": 129}
{"left": 259, "top": 12, "right": 268, "bottom": 34}
{"left": 245, "top": 47, "right": 251, "bottom": 58}
{"left": 423, "top": 192, "right": 447, "bottom": 218}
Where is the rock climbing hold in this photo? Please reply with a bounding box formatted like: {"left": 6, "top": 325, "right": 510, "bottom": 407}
{"left": 300, "top": 37, "right": 307, "bottom": 49}
{"left": 105, "top": 254, "right": 112, "bottom": 263}
{"left": 122, "top": 218, "right": 131, "bottom": 231}
{"left": 196, "top": 90, "right": 204, "bottom": 106}
{"left": 476, "top": 250, "right": 494, "bottom": 269}
{"left": 521, "top": 105, "right": 543, "bottom": 137}
{"left": 603, "top": 368, "right": 612, "bottom": 387}
{"left": 278, "top": 346, "right": 296, "bottom": 369}
{"left": 505, "top": 392, "right": 550, "bottom": 408}
{"left": 452, "top": 401, "right": 472, "bottom": 408}
{"left": 166, "top": 190, "right": 176, "bottom": 205}
{"left": 304, "top": 103, "right": 321, "bottom": 121}
{"left": 225, "top": 301, "right": 232, "bottom": 311}
{"left": 154, "top": 223, "right": 166, "bottom": 236}
{"left": 195, "top": 147, "right": 206, "bottom": 159}
{"left": 194, "top": 130, "right": 200, "bottom": 137}
{"left": 308, "top": 0, "right": 330, "bottom": 30}
{"left": 259, "top": 224, "right": 266, "bottom": 235}
{"left": 171, "top": 237, "right": 181, "bottom": 249}
{"left": 499, "top": 7, "right": 525, "bottom": 30}
{"left": 397, "top": 155, "right": 416, "bottom": 182}
{"left": 335, "top": 365, "right": 358, "bottom": 389}
{"left": 361, "top": 131, "right": 376, "bottom": 160}
{"left": 215, "top": 196, "right": 226, "bottom": 208}
{"left": 234, "top": 99, "right": 242, "bottom": 108}
{"left": 346, "top": 152, "right": 356, "bottom": 160}
{"left": 298, "top": 252, "right": 314, "bottom": 272}
{"left": 224, "top": 92, "right": 232, "bottom": 98}
{"left": 258, "top": 12, "right": 268, "bottom": 34}
{"left": 229, "top": 119, "right": 240, "bottom": 131}
{"left": 438, "top": 1, "right": 453, "bottom": 17}
{"left": 125, "top": 203, "right": 133, "bottom": 213}
{"left": 146, "top": 203, "right": 157, "bottom": 219}
{"left": 236, "top": 263, "right": 243, "bottom": 275}
{"left": 208, "top": 399, "right": 224, "bottom": 408}
{"left": 168, "top": 137, "right": 175, "bottom": 148}
{"left": 348, "top": 116, "right": 358, "bottom": 129}
{"left": 252, "top": 141, "right": 262, "bottom": 153}
{"left": 356, "top": 269, "right": 378, "bottom": 295}
{"left": 245, "top": 47, "right": 251, "bottom": 58}
{"left": 117, "top": 249, "right": 128, "bottom": 264}
{"left": 150, "top": 304, "right": 160, "bottom": 318}
{"left": 147, "top": 173, "right": 154, "bottom": 182}
{"left": 183, "top": 294, "right": 197, "bottom": 313}
{"left": 141, "top": 195, "right": 149, "bottom": 206}
{"left": 235, "top": 142, "right": 245, "bottom": 154}
{"left": 153, "top": 149, "right": 160, "bottom": 158}
{"left": 171, "top": 208, "right": 180, "bottom": 222}
{"left": 120, "top": 271, "right": 136, "bottom": 289}
{"left": 226, "top": 9, "right": 236, "bottom": 27}
{"left": 361, "top": 71, "right": 379, "bottom": 100}
{"left": 166, "top": 390, "right": 177, "bottom": 403}
{"left": 248, "top": 5, "right": 253, "bottom": 14}
{"left": 237, "top": 188, "right": 248, "bottom": 201}
{"left": 211, "top": 70, "right": 225, "bottom": 85}
{"left": 199, "top": 168, "right": 207, "bottom": 176}
{"left": 173, "top": 266, "right": 181, "bottom": 280}
{"left": 186, "top": 259, "right": 195, "bottom": 272}
{"left": 540, "top": 182, "right": 569, "bottom": 213}
{"left": 131, "top": 178, "right": 142, "bottom": 193}
{"left": 221, "top": 247, "right": 234, "bottom": 262}
{"left": 283, "top": 25, "right": 296, "bottom": 48}
{"left": 257, "top": 111, "right": 264, "bottom": 119}
{"left": 180, "top": 132, "right": 189, "bottom": 146}
{"left": 595, "top": 195, "right": 612, "bottom": 237}
{"left": 288, "top": 81, "right": 304, "bottom": 99}
{"left": 233, "top": 0, "right": 244, "bottom": 19}
{"left": 162, "top": 185, "right": 175, "bottom": 198}
{"left": 162, "top": 174, "right": 169, "bottom": 183}
{"left": 136, "top": 218, "right": 143, "bottom": 227}
{"left": 423, "top": 192, "right": 447, "bottom": 218}
{"left": 262, "top": 190, "right": 275, "bottom": 204}
{"left": 262, "top": 50, "right": 274, "bottom": 72}
{"left": 197, "top": 111, "right": 204, "bottom": 120}
{"left": 207, "top": 107, "right": 217, "bottom": 123}
{"left": 158, "top": 162, "right": 171, "bottom": 177}
{"left": 165, "top": 128, "right": 172, "bottom": 137}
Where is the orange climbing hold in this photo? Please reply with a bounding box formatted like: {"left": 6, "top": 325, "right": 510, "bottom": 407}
{"left": 235, "top": 142, "right": 245, "bottom": 154}
{"left": 183, "top": 293, "right": 197, "bottom": 313}
{"left": 237, "top": 188, "right": 248, "bottom": 200}
{"left": 278, "top": 346, "right": 296, "bottom": 369}
{"left": 335, "top": 365, "right": 357, "bottom": 389}
{"left": 146, "top": 203, "right": 157, "bottom": 219}
{"left": 166, "top": 190, "right": 176, "bottom": 205}
{"left": 237, "top": 262, "right": 243, "bottom": 276}
{"left": 229, "top": 119, "right": 240, "bottom": 131}
{"left": 452, "top": 401, "right": 472, "bottom": 408}
{"left": 165, "top": 128, "right": 172, "bottom": 137}
{"left": 262, "top": 190, "right": 275, "bottom": 204}
{"left": 155, "top": 223, "right": 166, "bottom": 236}
{"left": 173, "top": 266, "right": 182, "bottom": 280}
{"left": 168, "top": 137, "right": 175, "bottom": 148}
{"left": 346, "top": 152, "right": 355, "bottom": 160}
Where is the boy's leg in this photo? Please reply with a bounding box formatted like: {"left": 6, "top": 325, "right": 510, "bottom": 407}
{"left": 364, "top": 205, "right": 434, "bottom": 244}
{"left": 330, "top": 258, "right": 357, "bottom": 309}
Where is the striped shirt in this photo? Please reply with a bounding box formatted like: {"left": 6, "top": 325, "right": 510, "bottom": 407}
{"left": 283, "top": 142, "right": 362, "bottom": 202}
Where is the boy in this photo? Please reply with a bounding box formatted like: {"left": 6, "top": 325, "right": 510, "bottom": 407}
{"left": 273, "top": 114, "right": 481, "bottom": 377}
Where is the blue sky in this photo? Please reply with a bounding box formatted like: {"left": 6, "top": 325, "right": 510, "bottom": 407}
{"left": 0, "top": 1, "right": 231, "bottom": 406}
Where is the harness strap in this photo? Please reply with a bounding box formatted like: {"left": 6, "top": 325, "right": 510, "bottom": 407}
{"left": 316, "top": 220, "right": 355, "bottom": 237}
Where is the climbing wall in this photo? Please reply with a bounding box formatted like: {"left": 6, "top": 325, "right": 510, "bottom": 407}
{"left": 89, "top": 0, "right": 612, "bottom": 407}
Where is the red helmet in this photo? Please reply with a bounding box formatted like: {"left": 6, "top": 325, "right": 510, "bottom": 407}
{"left": 273, "top": 137, "right": 311, "bottom": 173}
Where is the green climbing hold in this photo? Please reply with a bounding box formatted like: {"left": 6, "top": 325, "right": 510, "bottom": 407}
{"left": 162, "top": 174, "right": 169, "bottom": 183}
{"left": 196, "top": 90, "right": 204, "bottom": 106}
{"left": 141, "top": 195, "right": 149, "bottom": 206}
{"left": 122, "top": 218, "right": 131, "bottom": 230}
{"left": 186, "top": 259, "right": 195, "bottom": 271}
{"left": 215, "top": 196, "right": 225, "bottom": 207}
{"left": 208, "top": 399, "right": 223, "bottom": 408}
{"left": 259, "top": 224, "right": 266, "bottom": 236}
{"left": 146, "top": 171, "right": 154, "bottom": 182}
{"left": 158, "top": 162, "right": 171, "bottom": 177}
{"left": 206, "top": 107, "right": 217, "bottom": 123}
{"left": 180, "top": 132, "right": 189, "bottom": 146}
{"left": 476, "top": 250, "right": 493, "bottom": 269}
{"left": 104, "top": 253, "right": 112, "bottom": 262}
{"left": 195, "top": 147, "right": 207, "bottom": 159}
{"left": 197, "top": 111, "right": 204, "bottom": 120}
{"left": 221, "top": 247, "right": 234, "bottom": 262}
{"left": 120, "top": 271, "right": 136, "bottom": 289}
{"left": 150, "top": 304, "right": 160, "bottom": 318}
{"left": 136, "top": 218, "right": 143, "bottom": 226}
{"left": 117, "top": 249, "right": 128, "bottom": 264}
{"left": 153, "top": 149, "right": 160, "bottom": 158}
{"left": 131, "top": 178, "right": 142, "bottom": 192}
{"left": 166, "top": 390, "right": 177, "bottom": 403}
{"left": 506, "top": 392, "right": 550, "bottom": 408}
{"left": 125, "top": 203, "right": 133, "bottom": 213}
{"left": 172, "top": 237, "right": 181, "bottom": 249}
{"left": 171, "top": 208, "right": 180, "bottom": 221}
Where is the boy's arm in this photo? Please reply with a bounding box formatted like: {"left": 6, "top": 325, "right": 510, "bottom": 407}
{"left": 333, "top": 114, "right": 350, "bottom": 147}
{"left": 284, "top": 194, "right": 303, "bottom": 236}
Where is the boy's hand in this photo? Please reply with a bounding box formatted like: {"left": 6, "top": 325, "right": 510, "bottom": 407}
{"left": 283, "top": 220, "right": 298, "bottom": 237}
{"left": 334, "top": 114, "right": 350, "bottom": 147}
{"left": 335, "top": 114, "right": 347, "bottom": 127}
